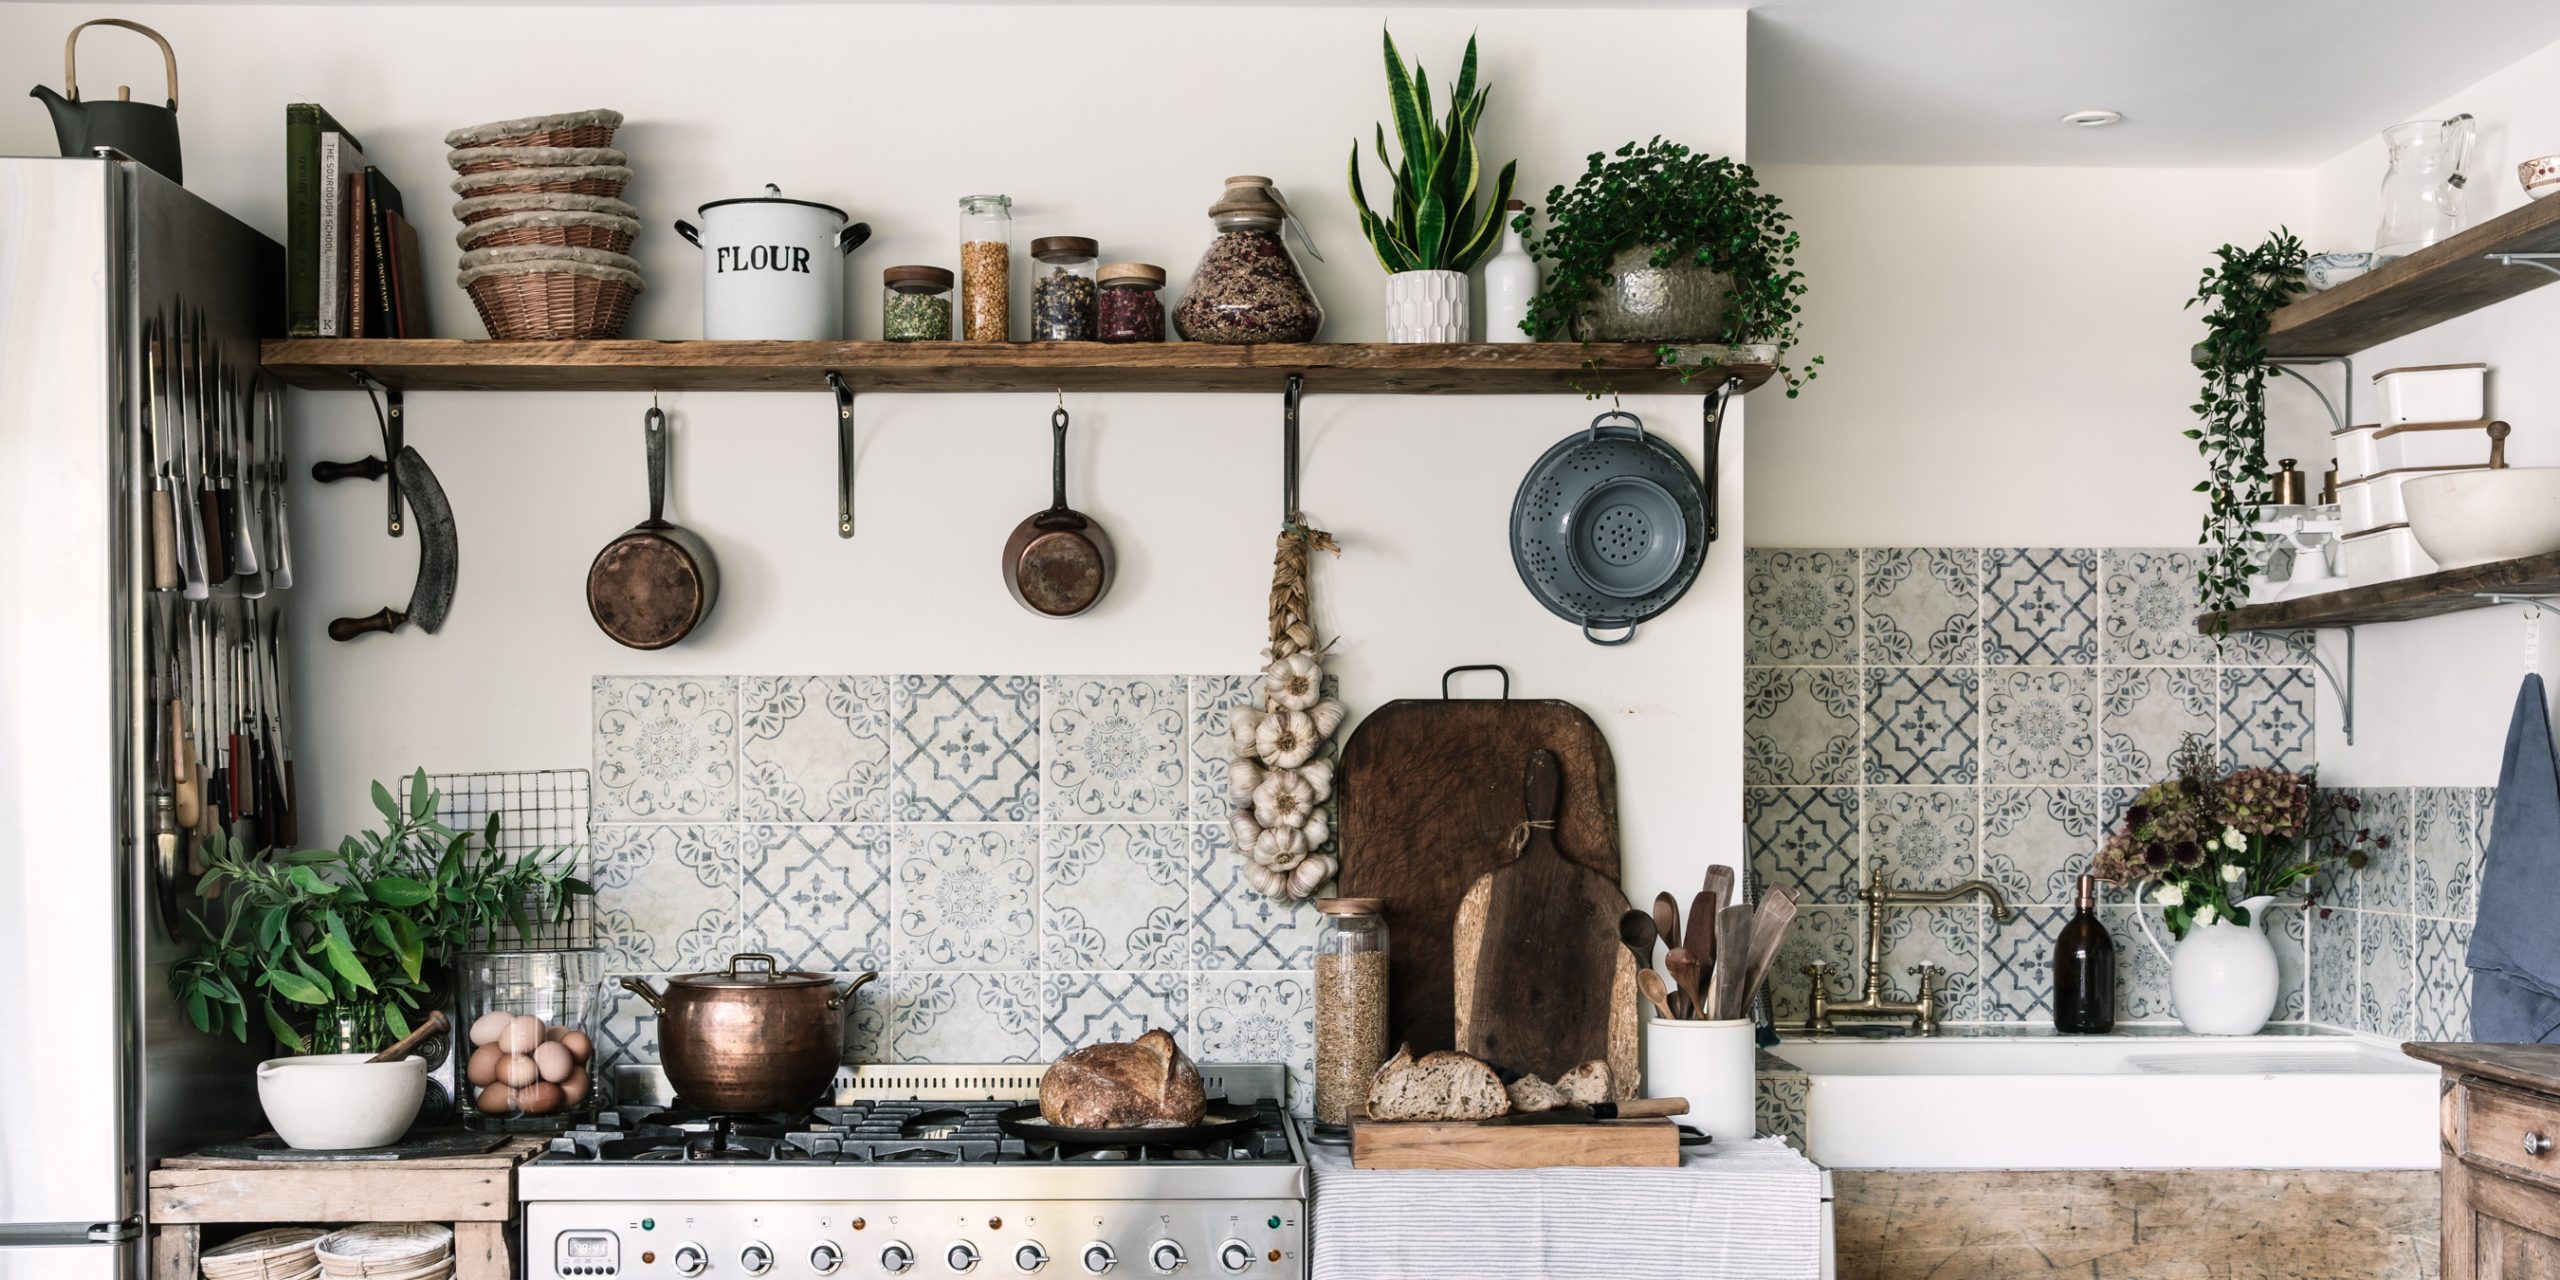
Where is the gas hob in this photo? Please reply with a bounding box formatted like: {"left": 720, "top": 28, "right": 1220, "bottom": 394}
{"left": 518, "top": 1063, "right": 1307, "bottom": 1279}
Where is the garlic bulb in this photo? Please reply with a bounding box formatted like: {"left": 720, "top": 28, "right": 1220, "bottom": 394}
{"left": 1288, "top": 856, "right": 1331, "bottom": 898}
{"left": 1254, "top": 824, "right": 1310, "bottom": 865}
{"left": 1301, "top": 809, "right": 1330, "bottom": 850}
{"left": 1264, "top": 652, "right": 1323, "bottom": 710}
{"left": 1229, "top": 705, "right": 1266, "bottom": 753}
{"left": 1308, "top": 698, "right": 1347, "bottom": 740}
{"left": 1242, "top": 862, "right": 1285, "bottom": 895}
{"left": 1228, "top": 758, "right": 1265, "bottom": 802}
{"left": 1253, "top": 768, "right": 1316, "bottom": 829}
{"left": 1229, "top": 809, "right": 1262, "bottom": 852}
{"left": 1255, "top": 709, "right": 1318, "bottom": 768}
{"left": 1297, "top": 758, "right": 1335, "bottom": 804}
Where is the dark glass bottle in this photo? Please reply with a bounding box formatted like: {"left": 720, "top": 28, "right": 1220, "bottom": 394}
{"left": 2054, "top": 873, "right": 2117, "bottom": 1033}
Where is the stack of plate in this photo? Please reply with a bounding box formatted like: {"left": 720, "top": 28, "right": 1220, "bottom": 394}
{"left": 315, "top": 1223, "right": 455, "bottom": 1280}
{"left": 200, "top": 1227, "right": 323, "bottom": 1280}
{"left": 444, "top": 109, "right": 643, "bottom": 339}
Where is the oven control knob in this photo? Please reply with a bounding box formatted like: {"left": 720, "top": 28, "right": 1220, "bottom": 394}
{"left": 1218, "top": 1241, "right": 1253, "bottom": 1273}
{"left": 882, "top": 1242, "right": 916, "bottom": 1274}
{"left": 739, "top": 1242, "right": 774, "bottom": 1276}
{"left": 671, "top": 1244, "right": 709, "bottom": 1278}
{"left": 949, "top": 1241, "right": 981, "bottom": 1273}
{"left": 1082, "top": 1243, "right": 1117, "bottom": 1274}
{"left": 1015, "top": 1243, "right": 1050, "bottom": 1272}
{"left": 1150, "top": 1241, "right": 1186, "bottom": 1274}
{"left": 810, "top": 1241, "right": 845, "bottom": 1275}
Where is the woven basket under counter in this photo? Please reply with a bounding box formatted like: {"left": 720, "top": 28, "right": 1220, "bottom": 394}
{"left": 443, "top": 108, "right": 621, "bottom": 152}
{"left": 459, "top": 247, "right": 642, "bottom": 340}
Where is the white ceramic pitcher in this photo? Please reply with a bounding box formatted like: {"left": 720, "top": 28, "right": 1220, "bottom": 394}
{"left": 2134, "top": 892, "right": 2280, "bottom": 1035}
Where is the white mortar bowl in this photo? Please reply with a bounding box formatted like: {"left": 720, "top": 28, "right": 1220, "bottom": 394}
{"left": 2405, "top": 467, "right": 2560, "bottom": 569}
{"left": 256, "top": 1052, "right": 426, "bottom": 1150}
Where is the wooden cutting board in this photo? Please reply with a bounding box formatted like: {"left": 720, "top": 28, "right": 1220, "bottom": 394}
{"left": 1337, "top": 666, "right": 1619, "bottom": 1055}
{"left": 1350, "top": 1117, "right": 1678, "bottom": 1170}
{"left": 1452, "top": 749, "right": 1639, "bottom": 1096}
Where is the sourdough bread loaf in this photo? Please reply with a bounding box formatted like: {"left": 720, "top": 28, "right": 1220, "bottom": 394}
{"left": 1555, "top": 1059, "right": 1613, "bottom": 1106}
{"left": 1364, "top": 1044, "right": 1510, "bottom": 1121}
{"left": 1038, "top": 1029, "right": 1209, "bottom": 1128}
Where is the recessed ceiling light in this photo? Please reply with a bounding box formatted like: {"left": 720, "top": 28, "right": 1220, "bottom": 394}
{"left": 2062, "top": 109, "right": 2125, "bottom": 128}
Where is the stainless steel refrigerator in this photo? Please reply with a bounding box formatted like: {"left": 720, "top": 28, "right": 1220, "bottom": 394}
{"left": 0, "top": 157, "right": 281, "bottom": 1279}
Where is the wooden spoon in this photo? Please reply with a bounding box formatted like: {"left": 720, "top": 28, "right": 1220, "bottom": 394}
{"left": 1637, "top": 967, "right": 1677, "bottom": 1019}
{"left": 366, "top": 1009, "right": 450, "bottom": 1064}
{"left": 1652, "top": 892, "right": 1682, "bottom": 953}
{"left": 1666, "top": 946, "right": 1704, "bottom": 1021}
{"left": 1619, "top": 908, "right": 1661, "bottom": 972}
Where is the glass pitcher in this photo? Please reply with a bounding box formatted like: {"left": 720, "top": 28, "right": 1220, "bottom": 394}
{"left": 2374, "top": 113, "right": 2475, "bottom": 261}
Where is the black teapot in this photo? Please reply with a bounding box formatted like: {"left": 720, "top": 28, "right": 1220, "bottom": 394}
{"left": 31, "top": 19, "right": 183, "bottom": 183}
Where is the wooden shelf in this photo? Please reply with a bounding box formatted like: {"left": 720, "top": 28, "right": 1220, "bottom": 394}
{"left": 2200, "top": 550, "right": 2560, "bottom": 632}
{"left": 2265, "top": 195, "right": 2560, "bottom": 356}
{"left": 259, "top": 339, "right": 1777, "bottom": 395}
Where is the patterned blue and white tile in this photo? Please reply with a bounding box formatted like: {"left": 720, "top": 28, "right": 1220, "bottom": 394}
{"left": 2216, "top": 627, "right": 2314, "bottom": 666}
{"left": 874, "top": 972, "right": 1044, "bottom": 1064}
{"left": 1187, "top": 675, "right": 1261, "bottom": 821}
{"left": 1864, "top": 787, "right": 1978, "bottom": 891}
{"left": 893, "top": 675, "right": 1041, "bottom": 822}
{"left": 736, "top": 676, "right": 892, "bottom": 823}
{"left": 1862, "top": 547, "right": 1980, "bottom": 666}
{"left": 2100, "top": 549, "right": 2213, "bottom": 664}
{"left": 1042, "top": 971, "right": 1190, "bottom": 1058}
{"left": 738, "top": 823, "right": 891, "bottom": 973}
{"left": 1745, "top": 549, "right": 1858, "bottom": 664}
{"left": 2269, "top": 902, "right": 2308, "bottom": 1022}
{"left": 1191, "top": 973, "right": 1317, "bottom": 1116}
{"left": 1041, "top": 823, "right": 1192, "bottom": 970}
{"left": 2100, "top": 666, "right": 2219, "bottom": 786}
{"left": 1191, "top": 823, "right": 1327, "bottom": 970}
{"left": 2307, "top": 905, "right": 2359, "bottom": 1029}
{"left": 1877, "top": 905, "right": 1983, "bottom": 1021}
{"left": 2357, "top": 910, "right": 2417, "bottom": 1041}
{"left": 1754, "top": 1071, "right": 1809, "bottom": 1149}
{"left": 1863, "top": 666, "right": 1980, "bottom": 784}
{"left": 2479, "top": 785, "right": 2502, "bottom": 893}
{"left": 2414, "top": 786, "right": 2481, "bottom": 920}
{"left": 594, "top": 974, "right": 667, "bottom": 1069}
{"left": 1979, "top": 906, "right": 2068, "bottom": 1021}
{"left": 1981, "top": 786, "right": 2103, "bottom": 905}
{"left": 1983, "top": 547, "right": 2098, "bottom": 665}
{"left": 1747, "top": 787, "right": 1861, "bottom": 904}
{"left": 2416, "top": 917, "right": 2474, "bottom": 1042}
{"left": 2100, "top": 905, "right": 2177, "bottom": 1021}
{"left": 2220, "top": 667, "right": 2314, "bottom": 771}
{"left": 590, "top": 824, "right": 742, "bottom": 972}
{"left": 1768, "top": 905, "right": 1862, "bottom": 1026}
{"left": 892, "top": 824, "right": 1039, "bottom": 970}
{"left": 1045, "top": 676, "right": 1190, "bottom": 822}
{"left": 1745, "top": 667, "right": 1861, "bottom": 786}
{"left": 2347, "top": 787, "right": 2414, "bottom": 913}
{"left": 594, "top": 677, "right": 739, "bottom": 821}
{"left": 1983, "top": 667, "right": 2099, "bottom": 785}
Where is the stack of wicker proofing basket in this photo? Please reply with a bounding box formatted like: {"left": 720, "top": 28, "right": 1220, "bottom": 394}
{"left": 446, "top": 109, "right": 642, "bottom": 339}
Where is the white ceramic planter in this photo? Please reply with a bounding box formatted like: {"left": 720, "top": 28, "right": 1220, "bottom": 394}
{"left": 2134, "top": 893, "right": 2280, "bottom": 1036}
{"left": 1384, "top": 269, "right": 1468, "bottom": 342}
{"left": 1642, "top": 1016, "right": 1755, "bottom": 1142}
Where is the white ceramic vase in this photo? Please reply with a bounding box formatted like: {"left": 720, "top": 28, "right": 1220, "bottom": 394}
{"left": 2135, "top": 892, "right": 2280, "bottom": 1035}
{"left": 1641, "top": 1016, "right": 1755, "bottom": 1142}
{"left": 1384, "top": 269, "right": 1468, "bottom": 342}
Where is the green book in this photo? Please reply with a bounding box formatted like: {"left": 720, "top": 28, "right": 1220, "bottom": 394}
{"left": 284, "top": 103, "right": 364, "bottom": 337}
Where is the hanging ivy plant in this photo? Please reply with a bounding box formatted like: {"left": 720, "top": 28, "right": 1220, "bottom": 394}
{"left": 2186, "top": 230, "right": 2308, "bottom": 621}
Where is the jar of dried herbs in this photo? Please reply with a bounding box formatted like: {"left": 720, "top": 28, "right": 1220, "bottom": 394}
{"left": 1313, "top": 897, "right": 1390, "bottom": 1129}
{"left": 1029, "top": 236, "right": 1099, "bottom": 341}
{"left": 1096, "top": 263, "right": 1167, "bottom": 343}
{"left": 881, "top": 265, "right": 954, "bottom": 341}
{"left": 958, "top": 193, "right": 1012, "bottom": 342}
{"left": 1174, "top": 176, "right": 1323, "bottom": 344}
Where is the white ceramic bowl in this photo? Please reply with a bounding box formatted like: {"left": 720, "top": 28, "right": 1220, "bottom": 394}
{"left": 2405, "top": 467, "right": 2560, "bottom": 569}
{"left": 255, "top": 1052, "right": 426, "bottom": 1150}
{"left": 2521, "top": 155, "right": 2560, "bottom": 200}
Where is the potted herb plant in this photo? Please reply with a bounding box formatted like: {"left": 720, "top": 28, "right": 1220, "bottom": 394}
{"left": 1518, "top": 138, "right": 1819, "bottom": 394}
{"left": 1348, "top": 29, "right": 1517, "bottom": 342}
{"left": 2187, "top": 230, "right": 2309, "bottom": 619}
{"left": 170, "top": 769, "right": 590, "bottom": 1053}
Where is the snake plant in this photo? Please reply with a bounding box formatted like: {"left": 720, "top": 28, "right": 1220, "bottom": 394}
{"left": 1349, "top": 29, "right": 1518, "bottom": 275}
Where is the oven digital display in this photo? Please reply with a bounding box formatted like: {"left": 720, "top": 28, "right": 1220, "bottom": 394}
{"left": 558, "top": 1233, "right": 617, "bottom": 1262}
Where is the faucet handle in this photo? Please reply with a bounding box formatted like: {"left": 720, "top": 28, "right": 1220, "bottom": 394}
{"left": 1906, "top": 962, "right": 1946, "bottom": 996}
{"left": 1802, "top": 958, "right": 1833, "bottom": 993}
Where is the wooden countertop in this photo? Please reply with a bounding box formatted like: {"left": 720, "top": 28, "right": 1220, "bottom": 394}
{"left": 2403, "top": 1042, "right": 2560, "bottom": 1094}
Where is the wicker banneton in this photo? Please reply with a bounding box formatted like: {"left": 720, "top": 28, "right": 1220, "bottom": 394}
{"left": 460, "top": 251, "right": 644, "bottom": 340}
{"left": 200, "top": 1226, "right": 324, "bottom": 1280}
{"left": 445, "top": 145, "right": 626, "bottom": 175}
{"left": 458, "top": 210, "right": 640, "bottom": 255}
{"left": 451, "top": 191, "right": 638, "bottom": 225}
{"left": 443, "top": 108, "right": 622, "bottom": 151}
{"left": 450, "top": 165, "right": 631, "bottom": 201}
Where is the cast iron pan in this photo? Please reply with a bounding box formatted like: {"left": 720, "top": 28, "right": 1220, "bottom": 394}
{"left": 1001, "top": 405, "right": 1113, "bottom": 617}
{"left": 589, "top": 405, "right": 719, "bottom": 649}
{"left": 995, "top": 1100, "right": 1258, "bottom": 1146}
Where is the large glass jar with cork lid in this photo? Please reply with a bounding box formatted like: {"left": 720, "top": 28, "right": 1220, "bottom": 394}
{"left": 1312, "top": 897, "right": 1389, "bottom": 1130}
{"left": 957, "top": 194, "right": 1012, "bottom": 342}
{"left": 1174, "top": 175, "right": 1323, "bottom": 344}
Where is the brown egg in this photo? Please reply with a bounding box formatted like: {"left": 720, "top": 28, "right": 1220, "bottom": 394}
{"left": 543, "top": 1023, "right": 571, "bottom": 1043}
{"left": 533, "top": 1041, "right": 574, "bottom": 1084}
{"left": 499, "top": 1053, "right": 539, "bottom": 1088}
{"left": 465, "top": 1044, "right": 504, "bottom": 1088}
{"left": 499, "top": 1013, "right": 545, "bottom": 1055}
{"left": 559, "top": 1029, "right": 594, "bottom": 1063}
{"left": 560, "top": 1066, "right": 591, "bottom": 1108}
{"left": 468, "top": 1010, "right": 513, "bottom": 1047}
{"left": 516, "top": 1081, "right": 564, "bottom": 1116}
{"left": 474, "top": 1082, "right": 515, "bottom": 1115}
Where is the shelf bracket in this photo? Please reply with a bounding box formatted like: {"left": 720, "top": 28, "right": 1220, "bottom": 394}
{"left": 1703, "top": 375, "right": 1740, "bottom": 544}
{"left": 2303, "top": 626, "right": 2357, "bottom": 747}
{"left": 826, "top": 371, "right": 854, "bottom": 538}
{"left": 1281, "top": 372, "right": 1304, "bottom": 527}
{"left": 2265, "top": 355, "right": 2353, "bottom": 437}
{"left": 320, "top": 371, "right": 403, "bottom": 537}
{"left": 2487, "top": 253, "right": 2560, "bottom": 280}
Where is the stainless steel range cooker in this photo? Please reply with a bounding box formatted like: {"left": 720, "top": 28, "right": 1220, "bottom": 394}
{"left": 518, "top": 1064, "right": 1308, "bottom": 1279}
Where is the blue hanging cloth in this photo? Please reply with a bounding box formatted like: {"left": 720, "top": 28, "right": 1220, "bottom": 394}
{"left": 2469, "top": 673, "right": 2560, "bottom": 1042}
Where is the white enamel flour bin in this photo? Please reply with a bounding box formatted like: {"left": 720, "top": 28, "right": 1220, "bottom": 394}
{"left": 676, "top": 184, "right": 871, "bottom": 339}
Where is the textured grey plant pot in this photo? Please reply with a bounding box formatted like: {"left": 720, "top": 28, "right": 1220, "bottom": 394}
{"left": 1573, "top": 245, "right": 1738, "bottom": 342}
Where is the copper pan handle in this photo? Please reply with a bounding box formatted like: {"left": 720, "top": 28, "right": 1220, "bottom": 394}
{"left": 618, "top": 975, "right": 664, "bottom": 1012}
{"left": 726, "top": 952, "right": 779, "bottom": 979}
{"left": 829, "top": 970, "right": 880, "bottom": 1010}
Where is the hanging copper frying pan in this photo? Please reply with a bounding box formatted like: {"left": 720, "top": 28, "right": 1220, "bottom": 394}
{"left": 589, "top": 405, "right": 718, "bottom": 649}
{"left": 1002, "top": 404, "right": 1113, "bottom": 617}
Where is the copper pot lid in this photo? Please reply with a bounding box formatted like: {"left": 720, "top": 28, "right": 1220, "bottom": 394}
{"left": 665, "top": 952, "right": 833, "bottom": 990}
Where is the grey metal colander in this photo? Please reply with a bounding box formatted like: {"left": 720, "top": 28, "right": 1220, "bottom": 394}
{"left": 1509, "top": 410, "right": 1709, "bottom": 645}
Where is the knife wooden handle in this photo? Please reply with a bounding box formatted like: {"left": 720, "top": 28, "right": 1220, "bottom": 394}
{"left": 150, "top": 491, "right": 179, "bottom": 590}
{"left": 1608, "top": 1096, "right": 1688, "bottom": 1120}
{"left": 328, "top": 607, "right": 405, "bottom": 642}
{"left": 198, "top": 488, "right": 229, "bottom": 582}
{"left": 169, "top": 700, "right": 200, "bottom": 830}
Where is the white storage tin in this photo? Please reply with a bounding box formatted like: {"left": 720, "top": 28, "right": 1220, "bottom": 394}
{"left": 2334, "top": 418, "right": 2508, "bottom": 478}
{"left": 2338, "top": 524, "right": 2438, "bottom": 586}
{"left": 675, "top": 184, "right": 871, "bottom": 340}
{"left": 2338, "top": 462, "right": 2491, "bottom": 533}
{"left": 2373, "top": 363, "right": 2486, "bottom": 425}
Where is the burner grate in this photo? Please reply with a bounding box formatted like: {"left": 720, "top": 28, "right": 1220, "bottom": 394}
{"left": 537, "top": 1091, "right": 1300, "bottom": 1167}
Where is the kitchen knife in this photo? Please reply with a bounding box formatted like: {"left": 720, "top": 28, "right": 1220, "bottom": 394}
{"left": 262, "top": 377, "right": 294, "bottom": 591}
{"left": 1482, "top": 1097, "right": 1688, "bottom": 1126}
{"left": 328, "top": 446, "right": 456, "bottom": 640}
{"left": 145, "top": 313, "right": 178, "bottom": 591}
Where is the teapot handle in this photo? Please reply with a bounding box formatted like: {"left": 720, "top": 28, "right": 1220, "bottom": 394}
{"left": 65, "top": 19, "right": 179, "bottom": 109}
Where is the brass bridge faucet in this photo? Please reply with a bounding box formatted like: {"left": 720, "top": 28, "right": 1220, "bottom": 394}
{"left": 1803, "top": 858, "right": 2013, "bottom": 1035}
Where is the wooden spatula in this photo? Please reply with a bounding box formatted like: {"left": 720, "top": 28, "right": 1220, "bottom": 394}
{"left": 1708, "top": 904, "right": 1755, "bottom": 1021}
{"left": 1737, "top": 884, "right": 1801, "bottom": 1008}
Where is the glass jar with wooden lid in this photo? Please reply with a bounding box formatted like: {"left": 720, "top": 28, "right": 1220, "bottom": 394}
{"left": 1097, "top": 262, "right": 1167, "bottom": 343}
{"left": 1313, "top": 897, "right": 1390, "bottom": 1129}
{"left": 882, "top": 265, "right": 954, "bottom": 341}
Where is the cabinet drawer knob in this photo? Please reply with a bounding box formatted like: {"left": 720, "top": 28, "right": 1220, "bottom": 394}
{"left": 2526, "top": 1131, "right": 2553, "bottom": 1157}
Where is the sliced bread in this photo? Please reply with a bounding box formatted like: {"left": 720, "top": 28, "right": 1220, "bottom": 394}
{"left": 1556, "top": 1060, "right": 1614, "bottom": 1105}
{"left": 1366, "top": 1044, "right": 1511, "bottom": 1121}
{"left": 1505, "top": 1074, "right": 1567, "bottom": 1114}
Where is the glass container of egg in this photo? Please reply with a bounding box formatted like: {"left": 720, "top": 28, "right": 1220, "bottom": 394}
{"left": 459, "top": 948, "right": 606, "bottom": 1130}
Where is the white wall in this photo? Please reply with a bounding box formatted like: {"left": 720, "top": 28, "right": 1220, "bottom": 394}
{"left": 2304, "top": 32, "right": 2560, "bottom": 786}
{"left": 1746, "top": 164, "right": 2314, "bottom": 547}
{"left": 0, "top": 3, "right": 1749, "bottom": 901}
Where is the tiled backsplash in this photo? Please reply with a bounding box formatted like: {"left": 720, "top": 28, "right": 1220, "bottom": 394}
{"left": 2308, "top": 786, "right": 2485, "bottom": 1044}
{"left": 1745, "top": 547, "right": 2319, "bottom": 1027}
{"left": 586, "top": 674, "right": 1320, "bottom": 1113}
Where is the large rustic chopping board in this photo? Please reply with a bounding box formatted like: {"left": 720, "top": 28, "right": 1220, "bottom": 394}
{"left": 1338, "top": 666, "right": 1619, "bottom": 1056}
{"left": 1452, "top": 749, "right": 1639, "bottom": 1094}
{"left": 1350, "top": 1118, "right": 1677, "bottom": 1170}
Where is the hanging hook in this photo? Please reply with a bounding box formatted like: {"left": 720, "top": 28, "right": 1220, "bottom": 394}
{"left": 1057, "top": 388, "right": 1066, "bottom": 414}
{"left": 1282, "top": 373, "right": 1304, "bottom": 528}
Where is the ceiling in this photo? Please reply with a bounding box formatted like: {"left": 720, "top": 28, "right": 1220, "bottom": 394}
{"left": 1748, "top": 0, "right": 2560, "bottom": 165}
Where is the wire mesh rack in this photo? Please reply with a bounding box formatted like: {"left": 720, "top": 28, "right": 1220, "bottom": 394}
{"left": 401, "top": 768, "right": 594, "bottom": 951}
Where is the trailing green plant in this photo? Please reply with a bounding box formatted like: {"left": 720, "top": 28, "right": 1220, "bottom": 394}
{"left": 1516, "top": 138, "right": 1819, "bottom": 395}
{"left": 2186, "top": 229, "right": 2309, "bottom": 620}
{"left": 1347, "top": 29, "right": 1517, "bottom": 274}
{"left": 169, "top": 769, "right": 590, "bottom": 1050}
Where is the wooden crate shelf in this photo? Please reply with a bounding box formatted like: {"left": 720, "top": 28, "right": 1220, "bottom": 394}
{"left": 260, "top": 338, "right": 1778, "bottom": 395}
{"left": 2265, "top": 195, "right": 2560, "bottom": 356}
{"left": 2199, "top": 549, "right": 2560, "bottom": 632}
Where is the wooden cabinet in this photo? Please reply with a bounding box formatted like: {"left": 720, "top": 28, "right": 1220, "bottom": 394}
{"left": 2410, "top": 1043, "right": 2560, "bottom": 1279}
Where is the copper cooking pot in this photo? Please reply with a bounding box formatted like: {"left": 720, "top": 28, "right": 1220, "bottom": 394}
{"left": 619, "top": 953, "right": 877, "bottom": 1112}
